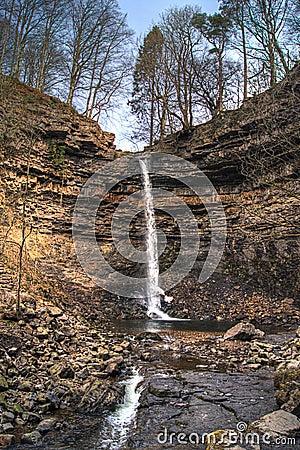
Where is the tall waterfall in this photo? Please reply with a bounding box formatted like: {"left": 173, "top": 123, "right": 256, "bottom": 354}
{"left": 139, "top": 159, "right": 171, "bottom": 320}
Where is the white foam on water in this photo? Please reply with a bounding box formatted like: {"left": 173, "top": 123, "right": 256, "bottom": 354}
{"left": 97, "top": 370, "right": 143, "bottom": 449}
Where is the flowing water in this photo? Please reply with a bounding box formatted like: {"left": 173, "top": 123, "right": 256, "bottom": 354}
{"left": 139, "top": 159, "right": 172, "bottom": 320}
{"left": 95, "top": 370, "right": 143, "bottom": 449}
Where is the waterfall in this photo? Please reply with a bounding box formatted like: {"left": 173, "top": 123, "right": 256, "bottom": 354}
{"left": 139, "top": 159, "right": 172, "bottom": 320}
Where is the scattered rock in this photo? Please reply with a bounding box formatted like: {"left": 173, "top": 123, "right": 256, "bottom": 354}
{"left": 205, "top": 429, "right": 259, "bottom": 449}
{"left": 37, "top": 418, "right": 57, "bottom": 434}
{"left": 50, "top": 361, "right": 75, "bottom": 379}
{"left": 0, "top": 434, "right": 15, "bottom": 447}
{"left": 0, "top": 376, "right": 8, "bottom": 392}
{"left": 36, "top": 327, "right": 48, "bottom": 339}
{"left": 48, "top": 307, "right": 63, "bottom": 317}
{"left": 105, "top": 356, "right": 124, "bottom": 376}
{"left": 1, "top": 423, "right": 13, "bottom": 433}
{"left": 1, "top": 411, "right": 14, "bottom": 422}
{"left": 274, "top": 344, "right": 300, "bottom": 416}
{"left": 18, "top": 380, "right": 34, "bottom": 392}
{"left": 136, "top": 332, "right": 163, "bottom": 341}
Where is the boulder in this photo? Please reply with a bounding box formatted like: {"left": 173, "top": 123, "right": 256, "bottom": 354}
{"left": 224, "top": 323, "right": 264, "bottom": 341}
{"left": 21, "top": 430, "right": 42, "bottom": 444}
{"left": 250, "top": 410, "right": 300, "bottom": 439}
{"left": 37, "top": 418, "right": 57, "bottom": 434}
{"left": 136, "top": 332, "right": 163, "bottom": 341}
{"left": 274, "top": 359, "right": 300, "bottom": 415}
{"left": 0, "top": 434, "right": 15, "bottom": 447}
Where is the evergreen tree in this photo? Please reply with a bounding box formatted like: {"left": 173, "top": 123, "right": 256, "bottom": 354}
{"left": 130, "top": 26, "right": 165, "bottom": 145}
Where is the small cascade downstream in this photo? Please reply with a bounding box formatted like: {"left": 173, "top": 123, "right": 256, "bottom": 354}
{"left": 139, "top": 159, "right": 172, "bottom": 320}
{"left": 95, "top": 370, "right": 143, "bottom": 449}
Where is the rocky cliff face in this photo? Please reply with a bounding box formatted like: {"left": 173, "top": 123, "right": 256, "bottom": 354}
{"left": 0, "top": 76, "right": 119, "bottom": 319}
{"left": 0, "top": 67, "right": 299, "bottom": 325}
{"left": 145, "top": 64, "right": 300, "bottom": 304}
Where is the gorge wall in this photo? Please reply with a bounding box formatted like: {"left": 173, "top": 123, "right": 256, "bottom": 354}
{"left": 0, "top": 66, "right": 299, "bottom": 324}
{"left": 145, "top": 65, "right": 299, "bottom": 303}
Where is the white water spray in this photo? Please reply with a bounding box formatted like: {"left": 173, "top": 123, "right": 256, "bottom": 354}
{"left": 139, "top": 159, "right": 172, "bottom": 320}
{"left": 97, "top": 370, "right": 143, "bottom": 449}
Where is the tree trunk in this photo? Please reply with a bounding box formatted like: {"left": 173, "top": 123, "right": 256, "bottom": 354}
{"left": 150, "top": 78, "right": 155, "bottom": 146}
{"left": 218, "top": 51, "right": 223, "bottom": 112}
{"left": 241, "top": 22, "right": 248, "bottom": 100}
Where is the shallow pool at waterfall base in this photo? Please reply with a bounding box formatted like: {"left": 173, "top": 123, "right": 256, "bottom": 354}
{"left": 110, "top": 318, "right": 288, "bottom": 335}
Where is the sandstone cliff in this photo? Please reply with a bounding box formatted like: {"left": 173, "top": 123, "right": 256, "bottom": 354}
{"left": 0, "top": 75, "right": 118, "bottom": 319}
{"left": 146, "top": 64, "right": 300, "bottom": 305}
{"left": 0, "top": 66, "right": 299, "bottom": 325}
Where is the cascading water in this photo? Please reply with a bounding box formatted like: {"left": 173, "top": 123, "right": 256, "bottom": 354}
{"left": 95, "top": 370, "right": 143, "bottom": 450}
{"left": 139, "top": 159, "right": 172, "bottom": 320}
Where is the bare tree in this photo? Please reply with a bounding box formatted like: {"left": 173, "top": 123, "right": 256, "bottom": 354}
{"left": 160, "top": 5, "right": 204, "bottom": 128}
{"left": 220, "top": 0, "right": 250, "bottom": 100}
{"left": 245, "top": 0, "right": 290, "bottom": 87}
{"left": 35, "top": 0, "right": 69, "bottom": 91}
{"left": 193, "top": 12, "right": 233, "bottom": 113}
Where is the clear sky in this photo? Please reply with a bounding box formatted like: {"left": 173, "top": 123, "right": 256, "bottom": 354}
{"left": 118, "top": 0, "right": 219, "bottom": 36}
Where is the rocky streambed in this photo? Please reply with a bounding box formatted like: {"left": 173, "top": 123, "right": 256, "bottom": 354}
{"left": 0, "top": 303, "right": 299, "bottom": 449}
{"left": 0, "top": 293, "right": 131, "bottom": 448}
{"left": 123, "top": 322, "right": 300, "bottom": 449}
{"left": 25, "top": 321, "right": 299, "bottom": 449}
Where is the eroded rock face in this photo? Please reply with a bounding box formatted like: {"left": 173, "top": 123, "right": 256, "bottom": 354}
{"left": 0, "top": 67, "right": 299, "bottom": 324}
{"left": 145, "top": 65, "right": 300, "bottom": 302}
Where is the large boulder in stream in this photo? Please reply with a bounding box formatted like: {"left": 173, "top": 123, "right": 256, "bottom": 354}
{"left": 223, "top": 322, "right": 264, "bottom": 341}
{"left": 249, "top": 409, "right": 300, "bottom": 439}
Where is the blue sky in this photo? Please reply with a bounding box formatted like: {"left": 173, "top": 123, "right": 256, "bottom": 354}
{"left": 118, "top": 0, "right": 219, "bottom": 36}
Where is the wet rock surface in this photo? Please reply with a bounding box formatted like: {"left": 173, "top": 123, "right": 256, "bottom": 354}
{"left": 128, "top": 369, "right": 276, "bottom": 449}
{"left": 123, "top": 325, "right": 300, "bottom": 450}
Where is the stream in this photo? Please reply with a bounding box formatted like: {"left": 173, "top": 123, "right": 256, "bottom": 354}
{"left": 20, "top": 319, "right": 294, "bottom": 450}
